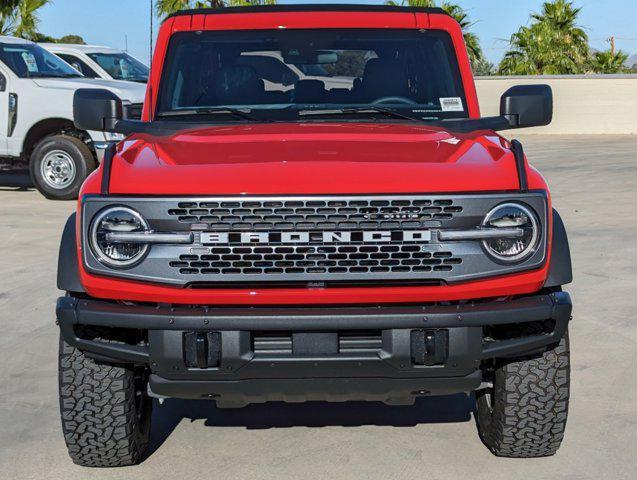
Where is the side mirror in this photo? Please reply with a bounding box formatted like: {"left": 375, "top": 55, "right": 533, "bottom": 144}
{"left": 0, "top": 74, "right": 6, "bottom": 92}
{"left": 500, "top": 84, "right": 553, "bottom": 129}
{"left": 73, "top": 88, "right": 123, "bottom": 132}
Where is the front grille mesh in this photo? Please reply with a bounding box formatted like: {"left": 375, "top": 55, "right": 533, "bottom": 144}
{"left": 168, "top": 198, "right": 463, "bottom": 231}
{"left": 170, "top": 245, "right": 462, "bottom": 276}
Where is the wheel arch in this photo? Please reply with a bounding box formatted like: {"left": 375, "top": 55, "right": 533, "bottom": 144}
{"left": 22, "top": 118, "right": 93, "bottom": 162}
{"left": 58, "top": 213, "right": 85, "bottom": 293}
{"left": 544, "top": 208, "right": 573, "bottom": 288}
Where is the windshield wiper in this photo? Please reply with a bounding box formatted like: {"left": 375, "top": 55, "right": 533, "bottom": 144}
{"left": 157, "top": 107, "right": 260, "bottom": 122}
{"left": 300, "top": 106, "right": 426, "bottom": 123}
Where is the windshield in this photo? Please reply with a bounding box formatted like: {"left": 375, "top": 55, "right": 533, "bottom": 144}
{"left": 157, "top": 29, "right": 468, "bottom": 122}
{"left": 0, "top": 42, "right": 82, "bottom": 78}
{"left": 87, "top": 52, "right": 149, "bottom": 82}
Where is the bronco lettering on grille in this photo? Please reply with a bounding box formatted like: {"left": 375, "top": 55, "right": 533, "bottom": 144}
{"left": 200, "top": 231, "right": 432, "bottom": 245}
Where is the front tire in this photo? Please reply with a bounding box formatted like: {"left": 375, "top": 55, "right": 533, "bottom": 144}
{"left": 476, "top": 331, "right": 570, "bottom": 458}
{"left": 30, "top": 134, "right": 96, "bottom": 200}
{"left": 58, "top": 336, "right": 152, "bottom": 467}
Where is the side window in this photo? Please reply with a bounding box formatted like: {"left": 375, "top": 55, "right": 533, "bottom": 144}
{"left": 56, "top": 54, "right": 99, "bottom": 78}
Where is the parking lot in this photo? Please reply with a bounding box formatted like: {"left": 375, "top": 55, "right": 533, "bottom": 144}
{"left": 1, "top": 135, "right": 636, "bottom": 479}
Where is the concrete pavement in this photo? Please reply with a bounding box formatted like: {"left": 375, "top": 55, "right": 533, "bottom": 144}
{"left": 1, "top": 136, "right": 636, "bottom": 479}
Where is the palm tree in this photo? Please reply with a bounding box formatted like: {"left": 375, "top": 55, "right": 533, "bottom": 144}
{"left": 0, "top": 0, "right": 50, "bottom": 40}
{"left": 589, "top": 49, "right": 629, "bottom": 74}
{"left": 439, "top": 2, "right": 483, "bottom": 66}
{"left": 472, "top": 57, "right": 494, "bottom": 76}
{"left": 156, "top": 0, "right": 275, "bottom": 17}
{"left": 0, "top": 14, "right": 16, "bottom": 37}
{"left": 499, "top": 0, "right": 590, "bottom": 75}
{"left": 385, "top": 0, "right": 436, "bottom": 7}
{"left": 0, "top": 0, "right": 21, "bottom": 16}
{"left": 1, "top": 0, "right": 19, "bottom": 36}
{"left": 385, "top": 0, "right": 484, "bottom": 65}
{"left": 13, "top": 0, "right": 49, "bottom": 39}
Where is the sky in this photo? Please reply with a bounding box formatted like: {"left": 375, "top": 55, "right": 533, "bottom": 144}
{"left": 38, "top": 0, "right": 637, "bottom": 65}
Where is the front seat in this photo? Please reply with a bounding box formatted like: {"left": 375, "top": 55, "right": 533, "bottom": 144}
{"left": 360, "top": 58, "right": 409, "bottom": 102}
{"left": 214, "top": 65, "right": 264, "bottom": 105}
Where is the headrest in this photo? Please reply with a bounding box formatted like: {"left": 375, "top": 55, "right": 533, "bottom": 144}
{"left": 362, "top": 58, "right": 408, "bottom": 100}
{"left": 363, "top": 58, "right": 402, "bottom": 79}
{"left": 215, "top": 65, "right": 263, "bottom": 104}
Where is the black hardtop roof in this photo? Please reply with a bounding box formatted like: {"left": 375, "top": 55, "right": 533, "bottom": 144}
{"left": 166, "top": 4, "right": 448, "bottom": 21}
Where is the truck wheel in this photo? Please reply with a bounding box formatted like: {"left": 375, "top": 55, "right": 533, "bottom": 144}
{"left": 475, "top": 331, "right": 570, "bottom": 458}
{"left": 58, "top": 336, "right": 152, "bottom": 467}
{"left": 29, "top": 134, "right": 96, "bottom": 200}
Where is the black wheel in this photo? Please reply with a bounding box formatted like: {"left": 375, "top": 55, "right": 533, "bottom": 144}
{"left": 29, "top": 134, "right": 96, "bottom": 200}
{"left": 58, "top": 335, "right": 152, "bottom": 467}
{"left": 476, "top": 330, "right": 570, "bottom": 458}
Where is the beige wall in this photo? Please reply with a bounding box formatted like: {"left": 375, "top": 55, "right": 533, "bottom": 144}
{"left": 475, "top": 75, "right": 637, "bottom": 134}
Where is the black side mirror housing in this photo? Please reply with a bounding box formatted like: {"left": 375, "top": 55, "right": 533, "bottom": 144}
{"left": 0, "top": 74, "right": 6, "bottom": 92}
{"left": 500, "top": 84, "right": 553, "bottom": 129}
{"left": 73, "top": 88, "right": 123, "bottom": 132}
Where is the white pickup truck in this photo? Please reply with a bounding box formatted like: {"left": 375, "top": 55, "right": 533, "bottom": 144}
{"left": 40, "top": 43, "right": 149, "bottom": 84}
{"left": 0, "top": 36, "right": 146, "bottom": 200}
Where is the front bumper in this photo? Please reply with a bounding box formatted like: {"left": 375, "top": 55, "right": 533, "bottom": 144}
{"left": 56, "top": 291, "right": 572, "bottom": 407}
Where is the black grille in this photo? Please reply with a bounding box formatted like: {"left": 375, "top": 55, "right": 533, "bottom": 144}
{"left": 168, "top": 198, "right": 463, "bottom": 231}
{"left": 253, "top": 331, "right": 383, "bottom": 356}
{"left": 170, "top": 246, "right": 462, "bottom": 276}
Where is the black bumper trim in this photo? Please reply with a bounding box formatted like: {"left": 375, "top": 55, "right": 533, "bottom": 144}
{"left": 57, "top": 292, "right": 570, "bottom": 331}
{"left": 56, "top": 292, "right": 572, "bottom": 365}
{"left": 148, "top": 372, "right": 483, "bottom": 406}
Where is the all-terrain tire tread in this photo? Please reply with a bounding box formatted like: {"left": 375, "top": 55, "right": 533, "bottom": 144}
{"left": 58, "top": 337, "right": 149, "bottom": 467}
{"left": 477, "top": 332, "right": 570, "bottom": 458}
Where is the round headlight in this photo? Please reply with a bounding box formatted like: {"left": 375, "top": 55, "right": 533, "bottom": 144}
{"left": 482, "top": 203, "right": 539, "bottom": 263}
{"left": 90, "top": 207, "right": 149, "bottom": 268}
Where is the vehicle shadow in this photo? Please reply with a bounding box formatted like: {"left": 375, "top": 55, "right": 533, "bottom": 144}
{"left": 145, "top": 394, "right": 474, "bottom": 460}
{"left": 0, "top": 171, "right": 33, "bottom": 191}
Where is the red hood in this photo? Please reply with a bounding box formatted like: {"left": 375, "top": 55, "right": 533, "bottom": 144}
{"left": 109, "top": 123, "right": 518, "bottom": 195}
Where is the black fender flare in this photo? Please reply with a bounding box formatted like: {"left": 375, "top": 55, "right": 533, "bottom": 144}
{"left": 57, "top": 213, "right": 85, "bottom": 293}
{"left": 544, "top": 208, "right": 573, "bottom": 288}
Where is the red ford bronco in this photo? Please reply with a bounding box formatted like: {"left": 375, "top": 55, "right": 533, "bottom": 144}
{"left": 56, "top": 5, "right": 573, "bottom": 467}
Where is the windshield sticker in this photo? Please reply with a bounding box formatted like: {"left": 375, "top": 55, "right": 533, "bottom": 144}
{"left": 440, "top": 97, "right": 464, "bottom": 112}
{"left": 21, "top": 52, "right": 39, "bottom": 73}
{"left": 119, "top": 59, "right": 131, "bottom": 79}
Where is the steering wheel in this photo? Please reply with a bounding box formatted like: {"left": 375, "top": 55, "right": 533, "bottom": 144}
{"left": 372, "top": 96, "right": 418, "bottom": 106}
